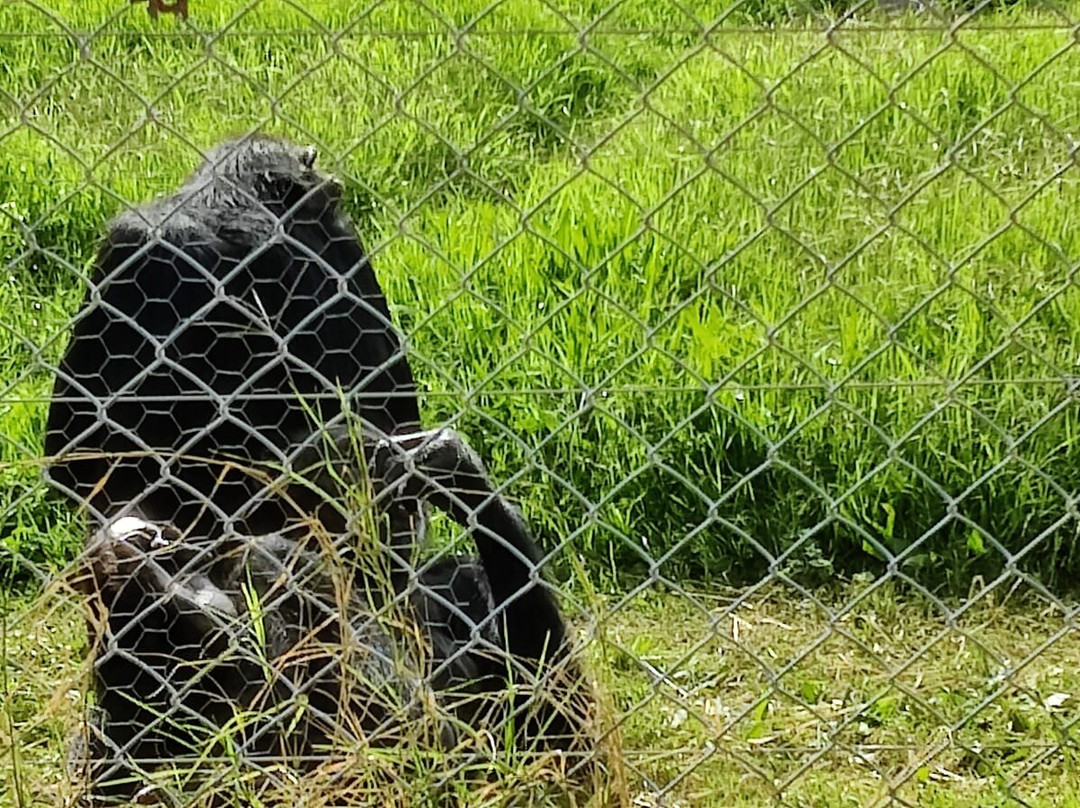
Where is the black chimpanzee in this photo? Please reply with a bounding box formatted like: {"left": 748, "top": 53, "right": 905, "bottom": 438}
{"left": 46, "top": 137, "right": 591, "bottom": 802}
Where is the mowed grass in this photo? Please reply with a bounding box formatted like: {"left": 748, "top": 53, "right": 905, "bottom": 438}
{"left": 6, "top": 582, "right": 1080, "bottom": 807}
{"left": 5, "top": 1, "right": 1080, "bottom": 590}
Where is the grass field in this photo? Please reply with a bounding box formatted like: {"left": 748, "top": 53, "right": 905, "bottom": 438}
{"left": 6, "top": 579, "right": 1080, "bottom": 806}
{"left": 5, "top": 0, "right": 1080, "bottom": 590}
{"left": 4, "top": 0, "right": 1080, "bottom": 804}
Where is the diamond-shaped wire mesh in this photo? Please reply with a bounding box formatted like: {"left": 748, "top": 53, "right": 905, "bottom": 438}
{"left": 3, "top": 1, "right": 1080, "bottom": 806}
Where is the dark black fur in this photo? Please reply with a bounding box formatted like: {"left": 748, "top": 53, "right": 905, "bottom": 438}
{"left": 44, "top": 135, "right": 420, "bottom": 538}
{"left": 380, "top": 429, "right": 589, "bottom": 750}
{"left": 76, "top": 429, "right": 590, "bottom": 805}
{"left": 75, "top": 516, "right": 427, "bottom": 805}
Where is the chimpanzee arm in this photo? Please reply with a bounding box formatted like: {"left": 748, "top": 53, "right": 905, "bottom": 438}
{"left": 373, "top": 428, "right": 568, "bottom": 664}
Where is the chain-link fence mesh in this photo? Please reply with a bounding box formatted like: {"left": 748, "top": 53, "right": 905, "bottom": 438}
{"left": 3, "top": 1, "right": 1080, "bottom": 805}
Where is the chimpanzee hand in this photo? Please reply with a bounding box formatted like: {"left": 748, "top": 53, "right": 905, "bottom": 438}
{"left": 369, "top": 428, "right": 493, "bottom": 516}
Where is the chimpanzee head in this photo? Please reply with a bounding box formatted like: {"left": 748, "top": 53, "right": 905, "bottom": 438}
{"left": 191, "top": 135, "right": 342, "bottom": 219}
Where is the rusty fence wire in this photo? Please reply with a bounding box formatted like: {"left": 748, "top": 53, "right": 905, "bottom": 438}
{"left": 3, "top": 1, "right": 1080, "bottom": 806}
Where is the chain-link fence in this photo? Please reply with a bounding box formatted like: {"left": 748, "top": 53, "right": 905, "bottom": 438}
{"left": 3, "top": 1, "right": 1080, "bottom": 805}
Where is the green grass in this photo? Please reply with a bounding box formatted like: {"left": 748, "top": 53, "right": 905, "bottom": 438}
{"left": 6, "top": 583, "right": 1080, "bottom": 806}
{"left": 5, "top": 1, "right": 1080, "bottom": 803}
{"left": 4, "top": 0, "right": 1080, "bottom": 590}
